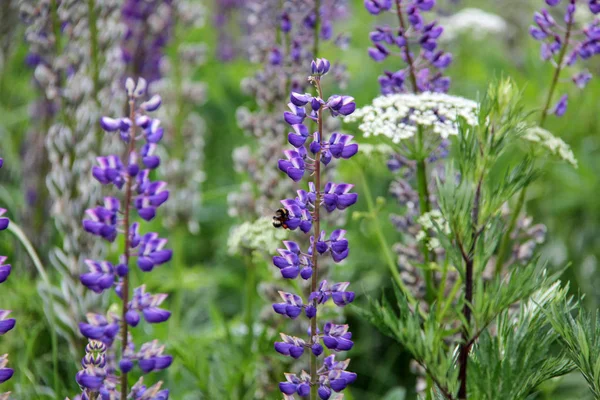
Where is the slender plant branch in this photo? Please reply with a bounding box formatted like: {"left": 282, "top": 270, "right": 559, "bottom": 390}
{"left": 457, "top": 174, "right": 483, "bottom": 399}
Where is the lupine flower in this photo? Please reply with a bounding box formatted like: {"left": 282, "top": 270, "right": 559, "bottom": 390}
{"left": 0, "top": 311, "right": 15, "bottom": 336}
{"left": 529, "top": 0, "right": 600, "bottom": 117}
{"left": 0, "top": 209, "right": 7, "bottom": 231}
{"left": 309, "top": 280, "right": 355, "bottom": 306}
{"left": 76, "top": 340, "right": 108, "bottom": 391}
{"left": 0, "top": 355, "right": 13, "bottom": 384}
{"left": 0, "top": 159, "right": 14, "bottom": 388}
{"left": 80, "top": 260, "right": 116, "bottom": 294}
{"left": 137, "top": 340, "right": 173, "bottom": 373}
{"left": 129, "top": 377, "right": 170, "bottom": 400}
{"left": 79, "top": 313, "right": 120, "bottom": 346}
{"left": 366, "top": 0, "right": 452, "bottom": 93}
{"left": 270, "top": 58, "right": 357, "bottom": 398}
{"left": 322, "top": 323, "right": 354, "bottom": 352}
{"left": 273, "top": 241, "right": 313, "bottom": 280}
{"left": 136, "top": 233, "right": 173, "bottom": 272}
{"left": 0, "top": 257, "right": 10, "bottom": 284}
{"left": 82, "top": 197, "right": 120, "bottom": 242}
{"left": 126, "top": 285, "right": 171, "bottom": 325}
{"left": 78, "top": 78, "right": 173, "bottom": 397}
{"left": 275, "top": 333, "right": 307, "bottom": 359}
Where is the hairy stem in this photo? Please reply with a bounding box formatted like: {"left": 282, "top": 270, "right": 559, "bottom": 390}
{"left": 310, "top": 79, "right": 324, "bottom": 400}
{"left": 457, "top": 176, "right": 483, "bottom": 399}
{"left": 494, "top": 12, "right": 574, "bottom": 275}
{"left": 120, "top": 98, "right": 137, "bottom": 398}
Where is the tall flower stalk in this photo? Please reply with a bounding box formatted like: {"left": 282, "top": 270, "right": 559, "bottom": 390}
{"left": 496, "top": 0, "right": 599, "bottom": 272}
{"left": 78, "top": 78, "right": 173, "bottom": 398}
{"left": 0, "top": 157, "right": 15, "bottom": 396}
{"left": 274, "top": 58, "right": 357, "bottom": 399}
{"left": 229, "top": 0, "right": 349, "bottom": 219}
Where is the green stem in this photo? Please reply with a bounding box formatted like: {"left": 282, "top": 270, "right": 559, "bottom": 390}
{"left": 7, "top": 221, "right": 59, "bottom": 397}
{"left": 415, "top": 157, "right": 435, "bottom": 302}
{"left": 356, "top": 164, "right": 418, "bottom": 306}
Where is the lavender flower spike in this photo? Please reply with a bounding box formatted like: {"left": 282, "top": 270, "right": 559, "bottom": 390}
{"left": 78, "top": 78, "right": 173, "bottom": 398}
{"left": 272, "top": 58, "right": 357, "bottom": 398}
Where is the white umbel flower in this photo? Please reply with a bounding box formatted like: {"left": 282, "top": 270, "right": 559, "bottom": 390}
{"left": 344, "top": 92, "right": 478, "bottom": 144}
{"left": 415, "top": 210, "right": 451, "bottom": 251}
{"left": 440, "top": 8, "right": 509, "bottom": 42}
{"left": 523, "top": 127, "right": 578, "bottom": 168}
{"left": 228, "top": 217, "right": 288, "bottom": 256}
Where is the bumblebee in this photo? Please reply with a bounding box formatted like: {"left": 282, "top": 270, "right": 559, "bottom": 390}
{"left": 272, "top": 208, "right": 290, "bottom": 229}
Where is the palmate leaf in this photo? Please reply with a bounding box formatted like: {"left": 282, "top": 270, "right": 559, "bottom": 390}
{"left": 469, "top": 282, "right": 574, "bottom": 400}
{"left": 544, "top": 297, "right": 600, "bottom": 398}
{"left": 354, "top": 284, "right": 460, "bottom": 398}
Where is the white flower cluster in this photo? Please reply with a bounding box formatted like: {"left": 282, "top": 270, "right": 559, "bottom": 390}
{"left": 415, "top": 210, "right": 450, "bottom": 251}
{"left": 523, "top": 127, "right": 578, "bottom": 168}
{"left": 356, "top": 143, "right": 395, "bottom": 157}
{"left": 344, "top": 92, "right": 478, "bottom": 143}
{"left": 228, "top": 217, "right": 289, "bottom": 258}
{"left": 440, "top": 8, "right": 509, "bottom": 42}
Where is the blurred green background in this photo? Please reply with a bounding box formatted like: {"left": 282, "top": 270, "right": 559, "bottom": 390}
{"left": 0, "top": 0, "right": 599, "bottom": 399}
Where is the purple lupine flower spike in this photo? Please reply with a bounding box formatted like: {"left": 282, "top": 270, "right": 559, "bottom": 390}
{"left": 271, "top": 58, "right": 357, "bottom": 397}
{"left": 78, "top": 78, "right": 173, "bottom": 397}
{"left": 366, "top": 0, "right": 452, "bottom": 94}
{"left": 0, "top": 158, "right": 14, "bottom": 386}
{"left": 530, "top": 0, "right": 600, "bottom": 120}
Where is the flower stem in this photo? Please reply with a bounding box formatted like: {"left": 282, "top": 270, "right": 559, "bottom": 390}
{"left": 415, "top": 156, "right": 435, "bottom": 302}
{"left": 120, "top": 98, "right": 137, "bottom": 398}
{"left": 310, "top": 79, "right": 324, "bottom": 400}
{"left": 394, "top": 0, "right": 418, "bottom": 91}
